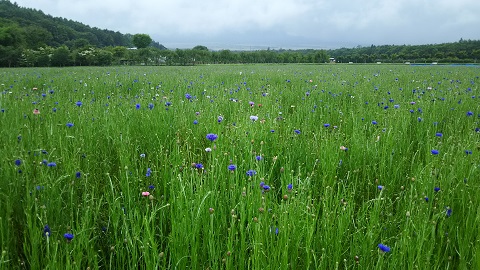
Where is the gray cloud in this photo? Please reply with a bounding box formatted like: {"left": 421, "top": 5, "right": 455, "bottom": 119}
{"left": 14, "top": 0, "right": 480, "bottom": 49}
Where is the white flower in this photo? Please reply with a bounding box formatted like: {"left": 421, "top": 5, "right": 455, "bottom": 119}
{"left": 205, "top": 147, "right": 212, "bottom": 152}
{"left": 250, "top": 115, "right": 258, "bottom": 122}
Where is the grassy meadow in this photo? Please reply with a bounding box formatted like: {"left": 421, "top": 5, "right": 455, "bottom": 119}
{"left": 0, "top": 64, "right": 479, "bottom": 269}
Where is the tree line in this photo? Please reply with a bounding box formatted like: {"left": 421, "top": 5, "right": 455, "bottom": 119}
{"left": 1, "top": 0, "right": 479, "bottom": 67}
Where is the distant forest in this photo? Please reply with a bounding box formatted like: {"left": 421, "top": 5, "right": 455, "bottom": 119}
{"left": 1, "top": 0, "right": 479, "bottom": 67}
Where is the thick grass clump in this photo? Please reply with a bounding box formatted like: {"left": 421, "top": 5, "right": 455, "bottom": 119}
{"left": 0, "top": 64, "right": 479, "bottom": 269}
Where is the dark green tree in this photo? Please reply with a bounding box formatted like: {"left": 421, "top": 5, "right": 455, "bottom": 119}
{"left": 132, "top": 34, "right": 152, "bottom": 49}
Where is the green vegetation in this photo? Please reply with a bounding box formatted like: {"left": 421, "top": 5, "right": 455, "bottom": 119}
{"left": 0, "top": 64, "right": 479, "bottom": 269}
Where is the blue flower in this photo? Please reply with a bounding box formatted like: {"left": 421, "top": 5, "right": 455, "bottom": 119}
{"left": 246, "top": 170, "right": 257, "bottom": 177}
{"left": 47, "top": 162, "right": 57, "bottom": 167}
{"left": 228, "top": 164, "right": 237, "bottom": 171}
{"left": 294, "top": 129, "right": 301, "bottom": 134}
{"left": 465, "top": 150, "right": 472, "bottom": 155}
{"left": 466, "top": 111, "right": 473, "bottom": 116}
{"left": 43, "top": 225, "right": 51, "bottom": 237}
{"left": 193, "top": 120, "right": 198, "bottom": 125}
{"left": 66, "top": 122, "right": 74, "bottom": 128}
{"left": 185, "top": 93, "right": 192, "bottom": 100}
{"left": 435, "top": 132, "right": 443, "bottom": 137}
{"left": 287, "top": 183, "right": 293, "bottom": 190}
{"left": 75, "top": 172, "right": 81, "bottom": 178}
{"left": 255, "top": 156, "right": 262, "bottom": 161}
{"left": 64, "top": 233, "right": 74, "bottom": 241}
{"left": 263, "top": 185, "right": 270, "bottom": 191}
{"left": 259, "top": 181, "right": 265, "bottom": 188}
{"left": 148, "top": 103, "right": 154, "bottom": 110}
{"left": 165, "top": 102, "right": 172, "bottom": 106}
{"left": 445, "top": 207, "right": 452, "bottom": 217}
{"left": 146, "top": 168, "right": 152, "bottom": 177}
{"left": 135, "top": 103, "right": 140, "bottom": 110}
{"left": 14, "top": 159, "right": 21, "bottom": 166}
{"left": 195, "top": 163, "right": 204, "bottom": 169}
{"left": 76, "top": 101, "right": 82, "bottom": 107}
{"left": 148, "top": 184, "right": 155, "bottom": 190}
{"left": 324, "top": 123, "right": 330, "bottom": 128}
{"left": 250, "top": 115, "right": 258, "bottom": 122}
{"left": 372, "top": 120, "right": 377, "bottom": 125}
{"left": 431, "top": 149, "right": 439, "bottom": 155}
{"left": 378, "top": 244, "right": 391, "bottom": 252}
{"left": 377, "top": 185, "right": 384, "bottom": 190}
{"left": 424, "top": 197, "right": 429, "bottom": 202}
{"left": 206, "top": 133, "right": 218, "bottom": 142}
{"left": 217, "top": 115, "right": 224, "bottom": 123}
{"left": 434, "top": 187, "right": 441, "bottom": 192}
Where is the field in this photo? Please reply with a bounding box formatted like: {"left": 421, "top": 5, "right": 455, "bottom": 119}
{"left": 0, "top": 64, "right": 479, "bottom": 269}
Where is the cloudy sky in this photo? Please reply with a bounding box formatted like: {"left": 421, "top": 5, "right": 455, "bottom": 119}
{"left": 13, "top": 0, "right": 480, "bottom": 50}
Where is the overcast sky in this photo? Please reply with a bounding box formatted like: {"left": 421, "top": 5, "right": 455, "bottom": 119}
{"left": 13, "top": 0, "right": 480, "bottom": 50}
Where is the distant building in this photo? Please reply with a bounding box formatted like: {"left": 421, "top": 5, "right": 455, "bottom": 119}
{"left": 329, "top": 57, "right": 335, "bottom": 63}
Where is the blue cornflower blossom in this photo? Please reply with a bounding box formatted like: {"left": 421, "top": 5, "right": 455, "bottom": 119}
{"left": 435, "top": 132, "right": 443, "bottom": 137}
{"left": 246, "top": 170, "right": 257, "bottom": 177}
{"left": 294, "top": 129, "right": 301, "bottom": 134}
{"left": 185, "top": 93, "right": 192, "bottom": 100}
{"left": 287, "top": 183, "right": 293, "bottom": 190}
{"left": 75, "top": 101, "right": 82, "bottom": 107}
{"left": 43, "top": 225, "right": 51, "bottom": 237}
{"left": 66, "top": 122, "right": 74, "bottom": 128}
{"left": 446, "top": 207, "right": 452, "bottom": 217}
{"left": 250, "top": 115, "right": 259, "bottom": 121}
{"left": 372, "top": 120, "right": 377, "bottom": 125}
{"left": 431, "top": 149, "right": 439, "bottom": 155}
{"left": 146, "top": 168, "right": 152, "bottom": 177}
{"left": 15, "top": 159, "right": 21, "bottom": 166}
{"left": 377, "top": 185, "right": 384, "bottom": 190}
{"left": 434, "top": 187, "right": 440, "bottom": 192}
{"left": 64, "top": 233, "right": 74, "bottom": 241}
{"left": 466, "top": 111, "right": 473, "bottom": 116}
{"left": 193, "top": 120, "right": 198, "bottom": 125}
{"left": 135, "top": 103, "right": 140, "bottom": 110}
{"left": 228, "top": 164, "right": 237, "bottom": 171}
{"left": 206, "top": 133, "right": 218, "bottom": 142}
{"left": 195, "top": 163, "right": 204, "bottom": 169}
{"left": 217, "top": 115, "right": 224, "bottom": 123}
{"left": 378, "top": 244, "right": 391, "bottom": 252}
{"left": 263, "top": 185, "right": 270, "bottom": 191}
{"left": 148, "top": 185, "right": 155, "bottom": 190}
{"left": 255, "top": 156, "right": 262, "bottom": 161}
{"left": 148, "top": 103, "right": 154, "bottom": 110}
{"left": 324, "top": 123, "right": 330, "bottom": 128}
{"left": 47, "top": 162, "right": 57, "bottom": 167}
{"left": 165, "top": 102, "right": 172, "bottom": 106}
{"left": 75, "top": 172, "right": 81, "bottom": 178}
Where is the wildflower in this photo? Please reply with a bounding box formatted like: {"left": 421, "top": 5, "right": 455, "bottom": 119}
{"left": 377, "top": 185, "right": 384, "bottom": 190}
{"left": 424, "top": 197, "right": 429, "bottom": 202}
{"left": 246, "top": 170, "right": 257, "bottom": 177}
{"left": 431, "top": 149, "right": 439, "bottom": 155}
{"left": 340, "top": 146, "right": 348, "bottom": 151}
{"left": 148, "top": 185, "right": 155, "bottom": 190}
{"left": 324, "top": 123, "right": 330, "bottom": 128}
{"left": 434, "top": 187, "right": 441, "bottom": 192}
{"left": 249, "top": 101, "right": 254, "bottom": 106}
{"left": 52, "top": 107, "right": 57, "bottom": 112}
{"left": 205, "top": 147, "right": 212, "bottom": 152}
{"left": 372, "top": 120, "right": 377, "bottom": 125}
{"left": 135, "top": 103, "right": 140, "bottom": 110}
{"left": 142, "top": 191, "right": 150, "bottom": 196}
{"left": 394, "top": 104, "right": 400, "bottom": 109}
{"left": 217, "top": 115, "right": 223, "bottom": 123}
{"left": 435, "top": 132, "right": 443, "bottom": 137}
{"left": 250, "top": 115, "right": 258, "bottom": 121}
{"left": 193, "top": 120, "right": 198, "bottom": 125}
{"left": 33, "top": 109, "right": 40, "bottom": 115}
{"left": 263, "top": 185, "right": 271, "bottom": 192}
{"left": 206, "top": 133, "right": 218, "bottom": 142}
{"left": 185, "top": 93, "right": 192, "bottom": 100}
{"left": 15, "top": 159, "right": 21, "bottom": 166}
{"left": 75, "top": 172, "right": 81, "bottom": 178}
{"left": 140, "top": 153, "right": 146, "bottom": 158}
{"left": 146, "top": 168, "right": 152, "bottom": 177}
{"left": 270, "top": 129, "right": 275, "bottom": 133}
{"left": 66, "top": 122, "right": 74, "bottom": 128}
{"left": 43, "top": 225, "right": 51, "bottom": 237}
{"left": 445, "top": 207, "right": 452, "bottom": 217}
{"left": 228, "top": 164, "right": 237, "bottom": 171}
{"left": 465, "top": 150, "right": 472, "bottom": 155}
{"left": 148, "top": 103, "right": 154, "bottom": 110}
{"left": 75, "top": 101, "right": 82, "bottom": 107}
{"left": 47, "top": 162, "right": 57, "bottom": 167}
{"left": 294, "top": 129, "right": 301, "bottom": 134}
{"left": 287, "top": 183, "right": 293, "bottom": 191}
{"left": 255, "top": 156, "right": 262, "bottom": 161}
{"left": 165, "top": 102, "right": 172, "bottom": 106}
{"left": 378, "top": 244, "right": 391, "bottom": 253}
{"left": 466, "top": 111, "right": 473, "bottom": 116}
{"left": 195, "top": 163, "right": 204, "bottom": 169}
{"left": 64, "top": 233, "right": 74, "bottom": 241}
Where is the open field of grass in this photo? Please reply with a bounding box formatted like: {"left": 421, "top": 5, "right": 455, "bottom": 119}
{"left": 0, "top": 64, "right": 479, "bottom": 269}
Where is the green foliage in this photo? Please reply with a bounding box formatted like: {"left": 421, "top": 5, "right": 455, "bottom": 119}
{"left": 0, "top": 64, "right": 479, "bottom": 269}
{"left": 132, "top": 34, "right": 152, "bottom": 49}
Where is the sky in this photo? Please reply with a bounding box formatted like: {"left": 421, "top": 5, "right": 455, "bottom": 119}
{"left": 12, "top": 0, "right": 480, "bottom": 50}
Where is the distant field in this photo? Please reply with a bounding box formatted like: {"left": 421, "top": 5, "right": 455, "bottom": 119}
{"left": 0, "top": 64, "right": 479, "bottom": 269}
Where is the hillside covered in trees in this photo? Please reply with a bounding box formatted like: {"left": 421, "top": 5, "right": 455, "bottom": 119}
{"left": 0, "top": 0, "right": 479, "bottom": 67}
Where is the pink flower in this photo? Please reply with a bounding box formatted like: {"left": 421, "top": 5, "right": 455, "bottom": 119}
{"left": 33, "top": 109, "right": 40, "bottom": 115}
{"left": 142, "top": 191, "right": 150, "bottom": 197}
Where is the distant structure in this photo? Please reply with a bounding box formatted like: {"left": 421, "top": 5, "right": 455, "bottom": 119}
{"left": 329, "top": 57, "right": 336, "bottom": 63}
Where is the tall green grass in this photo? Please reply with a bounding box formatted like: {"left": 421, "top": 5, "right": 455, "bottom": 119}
{"left": 0, "top": 64, "right": 479, "bottom": 269}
